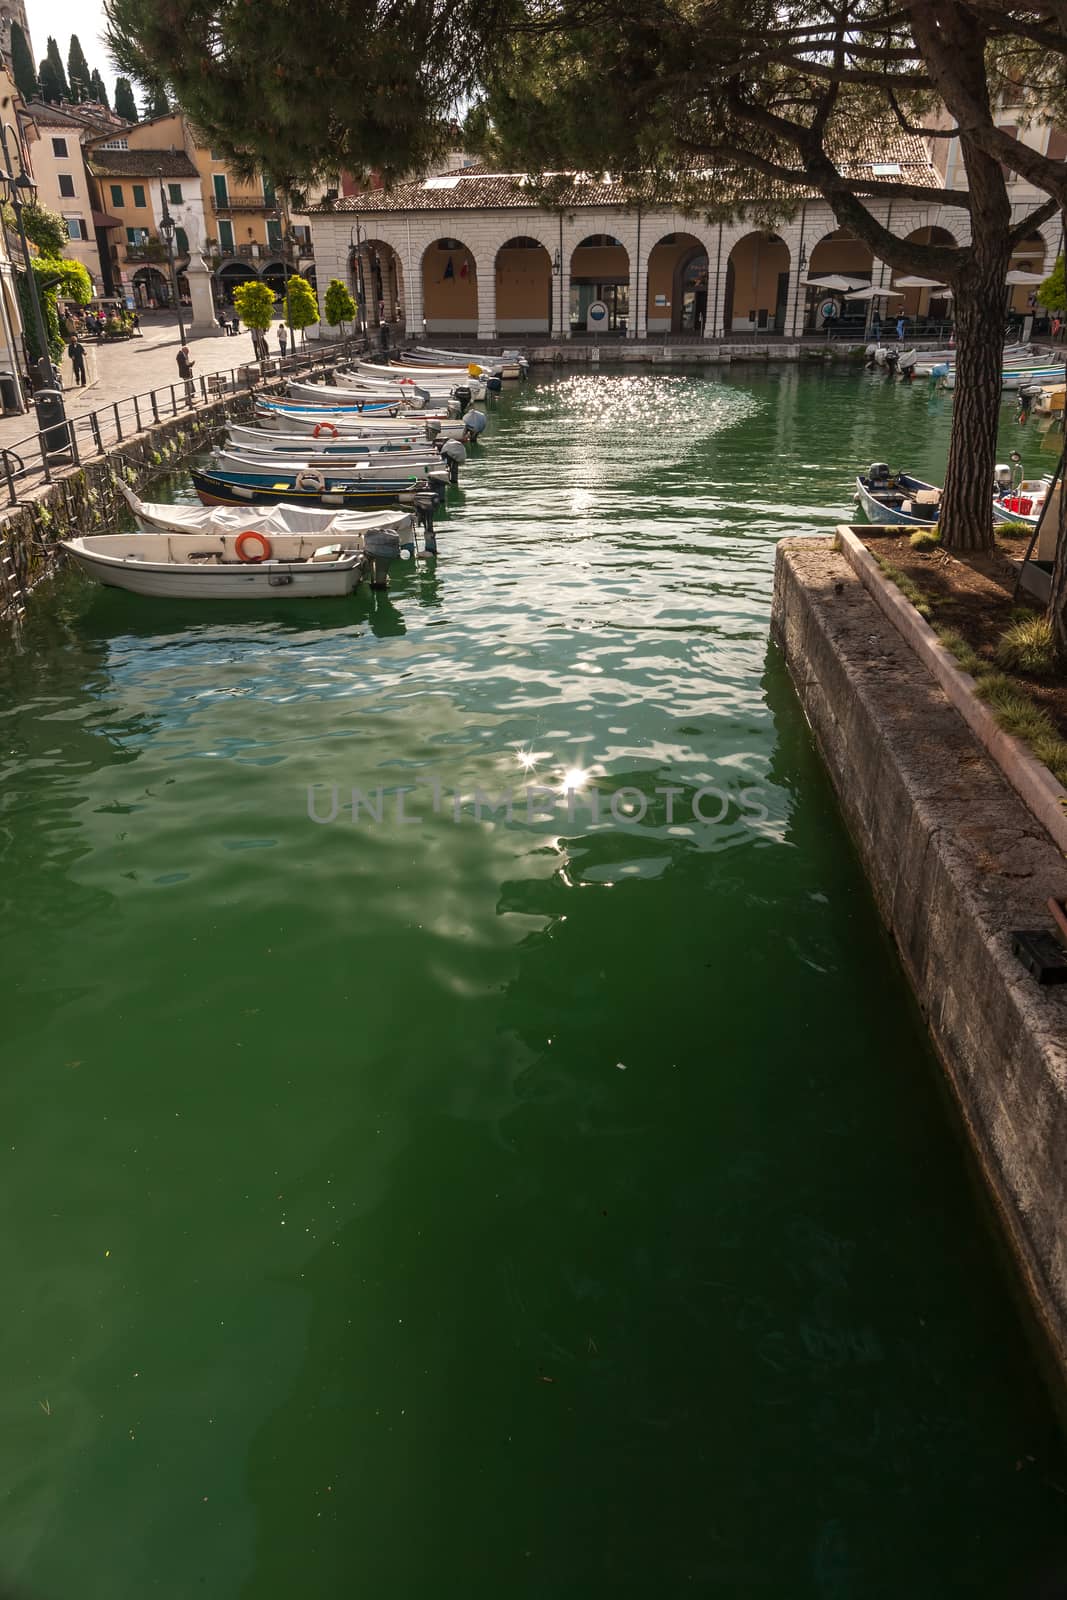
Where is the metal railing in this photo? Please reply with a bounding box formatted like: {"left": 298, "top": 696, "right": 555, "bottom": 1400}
{"left": 0, "top": 336, "right": 366, "bottom": 507}
{"left": 211, "top": 196, "right": 279, "bottom": 214}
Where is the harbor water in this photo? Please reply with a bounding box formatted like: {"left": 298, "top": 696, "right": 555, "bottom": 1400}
{"left": 1, "top": 365, "right": 1065, "bottom": 1597}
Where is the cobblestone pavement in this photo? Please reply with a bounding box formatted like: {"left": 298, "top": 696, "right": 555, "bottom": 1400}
{"left": 0, "top": 311, "right": 334, "bottom": 457}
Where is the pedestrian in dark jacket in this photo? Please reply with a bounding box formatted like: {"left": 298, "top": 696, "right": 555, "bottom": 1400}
{"left": 177, "top": 344, "right": 195, "bottom": 400}
{"left": 68, "top": 336, "right": 87, "bottom": 386}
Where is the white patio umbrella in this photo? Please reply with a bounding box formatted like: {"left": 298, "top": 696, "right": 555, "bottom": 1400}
{"left": 802, "top": 274, "right": 869, "bottom": 291}
{"left": 1005, "top": 269, "right": 1045, "bottom": 285}
{"left": 892, "top": 275, "right": 948, "bottom": 289}
{"left": 843, "top": 285, "right": 904, "bottom": 300}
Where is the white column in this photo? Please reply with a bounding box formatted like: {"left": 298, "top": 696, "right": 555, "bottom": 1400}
{"left": 708, "top": 226, "right": 728, "bottom": 338}
{"left": 476, "top": 256, "right": 495, "bottom": 340}
{"left": 361, "top": 248, "right": 380, "bottom": 328}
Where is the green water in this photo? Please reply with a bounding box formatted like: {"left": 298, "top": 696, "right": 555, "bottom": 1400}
{"left": 1, "top": 367, "right": 1065, "bottom": 1598}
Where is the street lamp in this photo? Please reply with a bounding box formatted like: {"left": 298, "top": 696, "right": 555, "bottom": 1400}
{"left": 0, "top": 120, "right": 71, "bottom": 453}
{"left": 157, "top": 173, "right": 187, "bottom": 346}
{"left": 350, "top": 221, "right": 368, "bottom": 339}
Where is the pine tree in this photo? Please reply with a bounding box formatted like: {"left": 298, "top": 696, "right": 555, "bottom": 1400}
{"left": 43, "top": 37, "right": 69, "bottom": 101}
{"left": 67, "top": 35, "right": 92, "bottom": 102}
{"left": 114, "top": 76, "right": 138, "bottom": 121}
{"left": 89, "top": 68, "right": 110, "bottom": 109}
{"left": 10, "top": 22, "right": 38, "bottom": 103}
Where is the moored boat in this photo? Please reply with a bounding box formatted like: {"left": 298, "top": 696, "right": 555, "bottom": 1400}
{"left": 191, "top": 463, "right": 444, "bottom": 512}
{"left": 855, "top": 464, "right": 941, "bottom": 525}
{"left": 227, "top": 421, "right": 441, "bottom": 455}
{"left": 62, "top": 531, "right": 383, "bottom": 599}
{"left": 211, "top": 448, "right": 453, "bottom": 488}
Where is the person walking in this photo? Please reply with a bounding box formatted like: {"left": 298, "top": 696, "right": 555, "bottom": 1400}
{"left": 277, "top": 323, "right": 288, "bottom": 357}
{"left": 68, "top": 335, "right": 87, "bottom": 387}
{"left": 176, "top": 343, "right": 195, "bottom": 402}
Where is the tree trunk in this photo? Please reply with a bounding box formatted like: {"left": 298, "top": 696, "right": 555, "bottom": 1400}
{"left": 1045, "top": 213, "right": 1067, "bottom": 660}
{"left": 937, "top": 235, "right": 1011, "bottom": 552}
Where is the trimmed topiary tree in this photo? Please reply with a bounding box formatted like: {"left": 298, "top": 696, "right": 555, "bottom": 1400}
{"left": 323, "top": 277, "right": 357, "bottom": 339}
{"left": 232, "top": 279, "right": 275, "bottom": 359}
{"left": 285, "top": 274, "right": 319, "bottom": 345}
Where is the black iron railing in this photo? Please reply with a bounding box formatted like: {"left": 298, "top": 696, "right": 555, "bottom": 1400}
{"left": 0, "top": 336, "right": 365, "bottom": 506}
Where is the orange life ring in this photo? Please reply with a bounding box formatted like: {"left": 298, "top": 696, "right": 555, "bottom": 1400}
{"left": 313, "top": 421, "right": 339, "bottom": 438}
{"left": 236, "top": 530, "right": 272, "bottom": 563}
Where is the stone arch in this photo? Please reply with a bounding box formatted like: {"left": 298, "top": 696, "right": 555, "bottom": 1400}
{"left": 495, "top": 236, "right": 553, "bottom": 334}
{"left": 644, "top": 232, "right": 711, "bottom": 335}
{"left": 357, "top": 239, "right": 404, "bottom": 324}
{"left": 724, "top": 232, "right": 791, "bottom": 334}
{"left": 891, "top": 226, "right": 957, "bottom": 322}
{"left": 1008, "top": 230, "right": 1049, "bottom": 314}
{"left": 260, "top": 260, "right": 290, "bottom": 301}
{"left": 569, "top": 233, "right": 629, "bottom": 333}
{"left": 216, "top": 259, "right": 258, "bottom": 305}
{"left": 421, "top": 236, "right": 478, "bottom": 334}
{"left": 801, "top": 228, "right": 871, "bottom": 332}
{"left": 131, "top": 265, "right": 171, "bottom": 309}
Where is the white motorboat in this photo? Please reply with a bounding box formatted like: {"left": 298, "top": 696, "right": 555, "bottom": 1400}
{"left": 223, "top": 440, "right": 451, "bottom": 474}
{"left": 938, "top": 363, "right": 1065, "bottom": 392}
{"left": 227, "top": 422, "right": 439, "bottom": 455}
{"left": 62, "top": 531, "right": 391, "bottom": 599}
{"left": 286, "top": 378, "right": 449, "bottom": 410}
{"left": 406, "top": 345, "right": 528, "bottom": 378}
{"left": 255, "top": 400, "right": 484, "bottom": 440}
{"left": 334, "top": 369, "right": 489, "bottom": 403}
{"left": 211, "top": 449, "right": 450, "bottom": 491}
{"left": 116, "top": 480, "right": 418, "bottom": 543}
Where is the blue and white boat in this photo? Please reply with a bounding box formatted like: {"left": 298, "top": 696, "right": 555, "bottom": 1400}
{"left": 855, "top": 464, "right": 941, "bottom": 525}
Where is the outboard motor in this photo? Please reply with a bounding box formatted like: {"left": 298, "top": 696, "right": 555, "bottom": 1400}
{"left": 518, "top": 357, "right": 530, "bottom": 381}
{"left": 868, "top": 462, "right": 891, "bottom": 488}
{"left": 486, "top": 375, "right": 503, "bottom": 394}
{"left": 364, "top": 527, "right": 403, "bottom": 591}
{"left": 931, "top": 362, "right": 949, "bottom": 382}
{"left": 884, "top": 348, "right": 899, "bottom": 375}
{"left": 446, "top": 398, "right": 462, "bottom": 418}
{"left": 452, "top": 384, "right": 473, "bottom": 410}
{"left": 463, "top": 408, "right": 487, "bottom": 440}
{"left": 440, "top": 437, "right": 466, "bottom": 485}
{"left": 864, "top": 343, "right": 878, "bottom": 368}
{"left": 414, "top": 490, "right": 438, "bottom": 556}
{"left": 994, "top": 461, "right": 1013, "bottom": 494}
{"left": 425, "top": 419, "right": 442, "bottom": 441}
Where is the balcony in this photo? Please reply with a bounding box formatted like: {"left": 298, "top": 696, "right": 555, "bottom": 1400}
{"left": 211, "top": 196, "right": 280, "bottom": 214}
{"left": 124, "top": 243, "right": 168, "bottom": 264}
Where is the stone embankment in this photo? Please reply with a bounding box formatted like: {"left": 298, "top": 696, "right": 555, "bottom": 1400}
{"left": 773, "top": 535, "right": 1067, "bottom": 1390}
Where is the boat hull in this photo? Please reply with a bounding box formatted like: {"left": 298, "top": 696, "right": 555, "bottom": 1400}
{"left": 855, "top": 472, "right": 939, "bottom": 526}
{"left": 191, "top": 469, "right": 428, "bottom": 510}
{"left": 64, "top": 545, "right": 366, "bottom": 599}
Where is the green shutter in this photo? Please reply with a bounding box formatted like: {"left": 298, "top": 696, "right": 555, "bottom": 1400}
{"left": 110, "top": 184, "right": 123, "bottom": 207}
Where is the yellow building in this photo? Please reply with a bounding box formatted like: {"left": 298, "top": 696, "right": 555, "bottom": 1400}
{"left": 85, "top": 111, "right": 315, "bottom": 310}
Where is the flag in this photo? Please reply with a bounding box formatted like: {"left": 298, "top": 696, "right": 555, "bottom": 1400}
{"left": 443, "top": 256, "right": 454, "bottom": 280}
{"left": 459, "top": 260, "right": 469, "bottom": 279}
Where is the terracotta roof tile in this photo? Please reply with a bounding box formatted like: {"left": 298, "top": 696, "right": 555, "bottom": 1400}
{"left": 309, "top": 136, "right": 939, "bottom": 215}
{"left": 86, "top": 147, "right": 200, "bottom": 179}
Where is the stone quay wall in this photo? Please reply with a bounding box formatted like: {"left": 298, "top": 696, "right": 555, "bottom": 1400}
{"left": 772, "top": 535, "right": 1067, "bottom": 1389}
